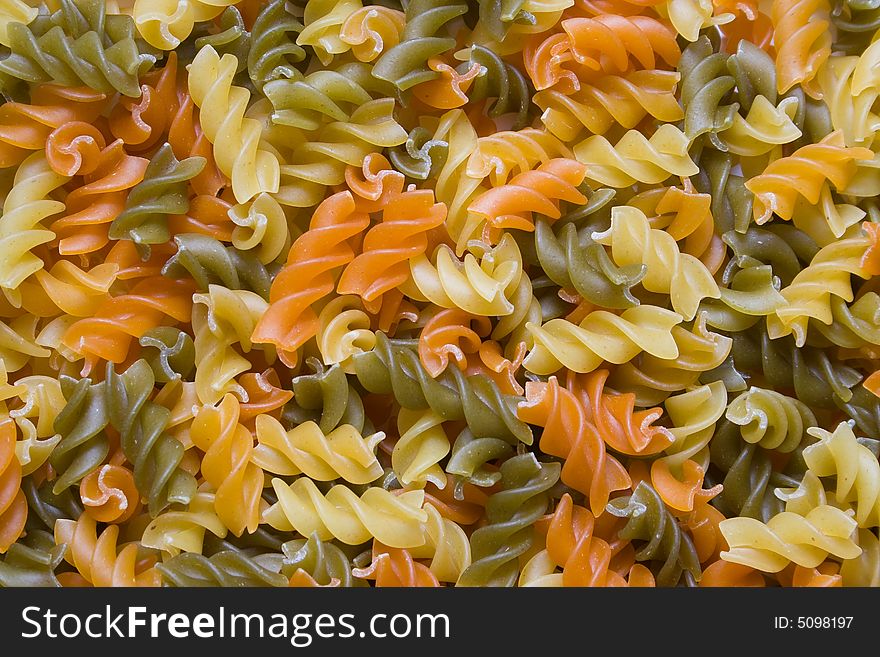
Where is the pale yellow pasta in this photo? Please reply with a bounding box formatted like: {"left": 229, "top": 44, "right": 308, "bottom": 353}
{"left": 403, "top": 234, "right": 524, "bottom": 317}
{"left": 228, "top": 192, "right": 292, "bottom": 265}
{"left": 592, "top": 206, "right": 720, "bottom": 320}
{"left": 803, "top": 422, "right": 880, "bottom": 528}
{"left": 188, "top": 46, "right": 280, "bottom": 203}
{"left": 252, "top": 414, "right": 384, "bottom": 485}
{"left": 297, "top": 0, "right": 362, "bottom": 65}
{"left": 0, "top": 316, "right": 51, "bottom": 373}
{"left": 720, "top": 505, "right": 862, "bottom": 572}
{"left": 661, "top": 381, "right": 728, "bottom": 471}
{"left": 720, "top": 96, "right": 802, "bottom": 156}
{"left": 657, "top": 0, "right": 732, "bottom": 42}
{"left": 0, "top": 0, "right": 37, "bottom": 46}
{"left": 393, "top": 408, "right": 450, "bottom": 489}
{"left": 141, "top": 490, "right": 228, "bottom": 556}
{"left": 134, "top": 0, "right": 237, "bottom": 49}
{"left": 316, "top": 296, "right": 376, "bottom": 371}
{"left": 263, "top": 477, "right": 428, "bottom": 548}
{"left": 409, "top": 503, "right": 471, "bottom": 582}
{"left": 524, "top": 305, "right": 683, "bottom": 375}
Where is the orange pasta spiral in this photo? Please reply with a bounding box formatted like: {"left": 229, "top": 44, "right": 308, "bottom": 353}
{"left": 562, "top": 15, "right": 680, "bottom": 75}
{"left": 252, "top": 191, "right": 370, "bottom": 366}
{"left": 467, "top": 158, "right": 587, "bottom": 238}
{"left": 344, "top": 153, "right": 405, "bottom": 214}
{"left": 190, "top": 394, "right": 263, "bottom": 537}
{"left": 567, "top": 370, "right": 674, "bottom": 456}
{"left": 353, "top": 544, "right": 441, "bottom": 587}
{"left": 0, "top": 418, "right": 27, "bottom": 553}
{"left": 62, "top": 276, "right": 196, "bottom": 374}
{"left": 419, "top": 309, "right": 491, "bottom": 378}
{"left": 771, "top": 0, "right": 831, "bottom": 97}
{"left": 518, "top": 377, "right": 630, "bottom": 515}
{"left": 338, "top": 189, "right": 447, "bottom": 312}
{"left": 0, "top": 84, "right": 108, "bottom": 169}
{"left": 80, "top": 463, "right": 141, "bottom": 524}
{"left": 540, "top": 493, "right": 655, "bottom": 586}
{"left": 54, "top": 513, "right": 161, "bottom": 587}
{"left": 47, "top": 132, "right": 149, "bottom": 257}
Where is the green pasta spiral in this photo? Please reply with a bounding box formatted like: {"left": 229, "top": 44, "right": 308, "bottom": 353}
{"left": 158, "top": 551, "right": 289, "bottom": 587}
{"left": 607, "top": 481, "right": 702, "bottom": 586}
{"left": 351, "top": 332, "right": 533, "bottom": 445}
{"left": 446, "top": 427, "right": 514, "bottom": 489}
{"left": 49, "top": 374, "right": 110, "bottom": 494}
{"left": 0, "top": 0, "right": 155, "bottom": 97}
{"left": 678, "top": 36, "right": 737, "bottom": 152}
{"left": 0, "top": 531, "right": 66, "bottom": 588}
{"left": 283, "top": 360, "right": 371, "bottom": 434}
{"left": 109, "top": 143, "right": 206, "bottom": 252}
{"left": 389, "top": 126, "right": 449, "bottom": 180}
{"left": 461, "top": 44, "right": 532, "bottom": 129}
{"left": 281, "top": 533, "right": 364, "bottom": 587}
{"left": 248, "top": 0, "right": 307, "bottom": 91}
{"left": 457, "top": 453, "right": 559, "bottom": 587}
{"left": 138, "top": 327, "right": 196, "bottom": 383}
{"left": 105, "top": 360, "right": 197, "bottom": 515}
{"left": 161, "top": 233, "right": 273, "bottom": 300}
{"left": 372, "top": 0, "right": 470, "bottom": 91}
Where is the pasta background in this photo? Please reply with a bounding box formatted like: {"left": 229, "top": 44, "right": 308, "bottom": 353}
{"left": 0, "top": 0, "right": 879, "bottom": 589}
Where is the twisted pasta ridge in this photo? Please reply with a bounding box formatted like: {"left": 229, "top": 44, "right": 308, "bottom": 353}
{"left": 726, "top": 387, "right": 815, "bottom": 453}
{"left": 389, "top": 125, "right": 449, "bottom": 180}
{"left": 568, "top": 370, "right": 674, "bottom": 456}
{"left": 158, "top": 550, "right": 288, "bottom": 587}
{"left": 48, "top": 138, "right": 148, "bottom": 257}
{"left": 0, "top": 151, "right": 68, "bottom": 293}
{"left": 518, "top": 377, "right": 630, "bottom": 515}
{"left": 22, "top": 476, "right": 83, "bottom": 533}
{"left": 62, "top": 276, "right": 195, "bottom": 372}
{"left": 353, "top": 544, "right": 440, "bottom": 586}
{"left": 392, "top": 407, "right": 450, "bottom": 488}
{"left": 296, "top": 0, "right": 360, "bottom": 65}
{"left": 524, "top": 304, "right": 683, "bottom": 375}
{"left": 141, "top": 490, "right": 227, "bottom": 555}
{"left": 315, "top": 295, "right": 377, "bottom": 369}
{"left": 162, "top": 233, "right": 272, "bottom": 300}
{"left": 803, "top": 422, "right": 880, "bottom": 528}
{"left": 49, "top": 374, "right": 109, "bottom": 494}
{"left": 574, "top": 124, "right": 699, "bottom": 187}
{"left": 191, "top": 285, "right": 267, "bottom": 404}
{"left": 109, "top": 143, "right": 205, "bottom": 252}
{"left": 560, "top": 15, "right": 680, "bottom": 75}
{"left": 253, "top": 413, "right": 383, "bottom": 484}
{"left": 338, "top": 189, "right": 446, "bottom": 309}
{"left": 772, "top": 0, "right": 832, "bottom": 96}
{"left": 372, "top": 0, "right": 470, "bottom": 91}
{"left": 0, "top": 84, "right": 107, "bottom": 168}
{"left": 840, "top": 528, "right": 880, "bottom": 587}
{"left": 264, "top": 68, "right": 380, "bottom": 130}
{"left": 709, "top": 420, "right": 799, "bottom": 521}
{"left": 770, "top": 222, "right": 880, "bottom": 345}
{"left": 0, "top": 0, "right": 155, "bottom": 97}
{"left": 467, "top": 158, "right": 587, "bottom": 236}
{"left": 714, "top": 0, "right": 772, "bottom": 53}
{"left": 535, "top": 493, "right": 655, "bottom": 586}
{"left": 0, "top": 418, "right": 26, "bottom": 553}
{"left": 607, "top": 481, "right": 703, "bottom": 586}
{"left": 282, "top": 532, "right": 363, "bottom": 587}
{"left": 0, "top": 0, "right": 36, "bottom": 47}
{"left": 133, "top": 0, "right": 238, "bottom": 50}
{"left": 263, "top": 477, "right": 428, "bottom": 548}
{"left": 722, "top": 95, "right": 802, "bottom": 156}
{"left": 720, "top": 505, "right": 862, "bottom": 572}
{"left": 55, "top": 513, "right": 161, "bottom": 586}
{"left": 0, "top": 317, "right": 51, "bottom": 373}
{"left": 252, "top": 191, "right": 369, "bottom": 365}
{"left": 678, "top": 36, "right": 737, "bottom": 150}
{"left": 80, "top": 463, "right": 139, "bottom": 524}
{"left": 457, "top": 453, "right": 560, "bottom": 586}
{"left": 462, "top": 44, "right": 532, "bottom": 130}
{"left": 593, "top": 205, "right": 720, "bottom": 320}
{"left": 248, "top": 0, "right": 306, "bottom": 91}
{"left": 534, "top": 219, "right": 646, "bottom": 309}
{"left": 351, "top": 332, "right": 533, "bottom": 444}
{"left": 340, "top": 5, "right": 405, "bottom": 63}
{"left": 286, "top": 361, "right": 369, "bottom": 434}
{"left": 188, "top": 45, "right": 280, "bottom": 202}
{"left": 105, "top": 359, "right": 197, "bottom": 515}
{"left": 228, "top": 192, "right": 290, "bottom": 265}
{"left": 406, "top": 502, "right": 471, "bottom": 582}
{"left": 745, "top": 131, "right": 872, "bottom": 230}
{"left": 138, "top": 327, "right": 195, "bottom": 383}
{"left": 190, "top": 394, "right": 263, "bottom": 536}
{"left": 418, "top": 309, "right": 490, "bottom": 378}
{"left": 405, "top": 234, "right": 525, "bottom": 317}
{"left": 535, "top": 69, "right": 682, "bottom": 142}
{"left": 0, "top": 533, "right": 65, "bottom": 587}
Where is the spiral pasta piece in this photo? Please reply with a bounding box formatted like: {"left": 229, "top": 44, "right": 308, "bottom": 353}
{"left": 772, "top": 0, "right": 831, "bottom": 97}
{"left": 263, "top": 477, "right": 428, "bottom": 548}
{"left": 0, "top": 418, "right": 26, "bottom": 553}
{"left": 519, "top": 377, "right": 630, "bottom": 515}
{"left": 720, "top": 505, "right": 862, "bottom": 572}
